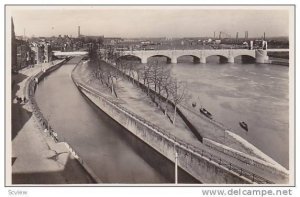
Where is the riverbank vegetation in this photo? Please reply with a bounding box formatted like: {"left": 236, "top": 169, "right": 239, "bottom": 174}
{"left": 90, "top": 54, "right": 188, "bottom": 125}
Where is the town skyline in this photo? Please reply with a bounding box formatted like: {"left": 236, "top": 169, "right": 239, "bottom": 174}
{"left": 10, "top": 7, "right": 290, "bottom": 38}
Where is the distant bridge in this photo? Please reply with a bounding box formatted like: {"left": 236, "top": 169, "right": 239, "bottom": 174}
{"left": 53, "top": 51, "right": 88, "bottom": 57}
{"left": 118, "top": 49, "right": 288, "bottom": 64}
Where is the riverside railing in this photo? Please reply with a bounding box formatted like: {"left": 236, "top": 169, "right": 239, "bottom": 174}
{"left": 29, "top": 80, "right": 56, "bottom": 141}
{"left": 26, "top": 60, "right": 101, "bottom": 183}
{"left": 74, "top": 78, "right": 273, "bottom": 184}
{"left": 27, "top": 60, "right": 67, "bottom": 142}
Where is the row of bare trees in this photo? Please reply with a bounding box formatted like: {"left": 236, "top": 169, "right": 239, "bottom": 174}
{"left": 91, "top": 58, "right": 121, "bottom": 98}
{"left": 116, "top": 60, "right": 187, "bottom": 125}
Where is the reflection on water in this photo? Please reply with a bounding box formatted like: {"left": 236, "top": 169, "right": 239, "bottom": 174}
{"left": 35, "top": 62, "right": 199, "bottom": 183}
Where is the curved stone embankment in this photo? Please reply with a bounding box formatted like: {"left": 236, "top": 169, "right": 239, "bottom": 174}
{"left": 26, "top": 59, "right": 102, "bottom": 183}
{"left": 71, "top": 63, "right": 279, "bottom": 184}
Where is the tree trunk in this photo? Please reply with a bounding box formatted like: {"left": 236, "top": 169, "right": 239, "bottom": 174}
{"left": 147, "top": 80, "right": 150, "bottom": 96}
{"left": 173, "top": 105, "right": 177, "bottom": 125}
{"left": 158, "top": 89, "right": 162, "bottom": 106}
{"left": 164, "top": 97, "right": 168, "bottom": 115}
{"left": 132, "top": 73, "right": 135, "bottom": 84}
{"left": 111, "top": 79, "right": 114, "bottom": 95}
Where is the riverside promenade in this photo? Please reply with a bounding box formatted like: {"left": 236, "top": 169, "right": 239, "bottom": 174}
{"left": 11, "top": 60, "right": 94, "bottom": 184}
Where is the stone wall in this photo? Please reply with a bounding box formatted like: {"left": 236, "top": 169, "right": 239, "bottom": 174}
{"left": 27, "top": 59, "right": 101, "bottom": 183}
{"left": 74, "top": 79, "right": 270, "bottom": 184}
{"left": 203, "top": 138, "right": 289, "bottom": 180}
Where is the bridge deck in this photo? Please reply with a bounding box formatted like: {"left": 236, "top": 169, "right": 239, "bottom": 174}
{"left": 266, "top": 49, "right": 289, "bottom": 52}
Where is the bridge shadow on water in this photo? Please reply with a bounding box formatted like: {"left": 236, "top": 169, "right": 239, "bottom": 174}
{"left": 80, "top": 89, "right": 201, "bottom": 184}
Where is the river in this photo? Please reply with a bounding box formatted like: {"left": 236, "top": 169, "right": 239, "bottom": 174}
{"left": 35, "top": 58, "right": 199, "bottom": 183}
{"left": 145, "top": 56, "right": 289, "bottom": 169}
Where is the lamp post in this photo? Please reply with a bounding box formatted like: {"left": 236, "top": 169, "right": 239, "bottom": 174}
{"left": 175, "top": 151, "right": 178, "bottom": 184}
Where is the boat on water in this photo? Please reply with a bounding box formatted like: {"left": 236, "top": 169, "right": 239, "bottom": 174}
{"left": 239, "top": 121, "right": 248, "bottom": 131}
{"left": 199, "top": 107, "right": 213, "bottom": 119}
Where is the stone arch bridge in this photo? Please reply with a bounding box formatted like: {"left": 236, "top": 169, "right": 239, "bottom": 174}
{"left": 118, "top": 49, "right": 270, "bottom": 64}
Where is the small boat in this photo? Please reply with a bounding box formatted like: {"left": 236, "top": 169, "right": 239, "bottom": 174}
{"left": 200, "top": 107, "right": 213, "bottom": 119}
{"left": 239, "top": 121, "right": 248, "bottom": 131}
{"left": 192, "top": 102, "right": 197, "bottom": 108}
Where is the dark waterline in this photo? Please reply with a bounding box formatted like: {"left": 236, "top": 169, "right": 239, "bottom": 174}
{"left": 35, "top": 61, "right": 199, "bottom": 183}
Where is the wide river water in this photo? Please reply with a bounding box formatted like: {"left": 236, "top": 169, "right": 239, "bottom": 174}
{"left": 35, "top": 59, "right": 199, "bottom": 183}
{"left": 153, "top": 56, "right": 289, "bottom": 169}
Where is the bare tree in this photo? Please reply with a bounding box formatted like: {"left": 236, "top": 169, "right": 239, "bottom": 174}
{"left": 139, "top": 64, "right": 152, "bottom": 95}
{"left": 170, "top": 79, "right": 187, "bottom": 125}
{"left": 133, "top": 65, "right": 143, "bottom": 86}
{"left": 110, "top": 68, "right": 121, "bottom": 98}
{"left": 148, "top": 61, "right": 160, "bottom": 93}
{"left": 157, "top": 65, "right": 171, "bottom": 104}
{"left": 161, "top": 75, "right": 173, "bottom": 116}
{"left": 105, "top": 67, "right": 115, "bottom": 95}
{"left": 127, "top": 63, "right": 136, "bottom": 84}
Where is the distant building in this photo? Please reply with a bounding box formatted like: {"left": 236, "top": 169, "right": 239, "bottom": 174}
{"left": 30, "top": 41, "right": 52, "bottom": 64}
{"left": 30, "top": 43, "right": 43, "bottom": 64}
{"left": 12, "top": 17, "right": 38, "bottom": 70}
{"left": 103, "top": 37, "right": 122, "bottom": 45}
{"left": 17, "top": 44, "right": 32, "bottom": 69}
{"left": 215, "top": 40, "right": 221, "bottom": 44}
{"left": 43, "top": 42, "right": 52, "bottom": 63}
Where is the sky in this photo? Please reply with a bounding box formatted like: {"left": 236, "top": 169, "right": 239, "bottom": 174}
{"left": 9, "top": 6, "right": 291, "bottom": 38}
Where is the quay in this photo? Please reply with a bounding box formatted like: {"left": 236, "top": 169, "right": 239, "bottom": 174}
{"left": 11, "top": 60, "right": 96, "bottom": 184}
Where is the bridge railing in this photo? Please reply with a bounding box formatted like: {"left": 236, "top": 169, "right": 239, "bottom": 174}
{"left": 75, "top": 78, "right": 273, "bottom": 184}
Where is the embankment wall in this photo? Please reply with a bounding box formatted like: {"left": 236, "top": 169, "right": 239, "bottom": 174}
{"left": 27, "top": 59, "right": 102, "bottom": 183}
{"left": 73, "top": 79, "right": 259, "bottom": 184}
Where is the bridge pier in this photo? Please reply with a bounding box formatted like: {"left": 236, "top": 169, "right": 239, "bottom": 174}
{"left": 227, "top": 56, "right": 234, "bottom": 63}
{"left": 141, "top": 57, "right": 148, "bottom": 64}
{"left": 171, "top": 57, "right": 177, "bottom": 64}
{"left": 255, "top": 50, "right": 269, "bottom": 64}
{"left": 200, "top": 57, "right": 206, "bottom": 64}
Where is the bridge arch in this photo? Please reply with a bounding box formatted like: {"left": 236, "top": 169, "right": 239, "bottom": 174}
{"left": 205, "top": 55, "right": 229, "bottom": 64}
{"left": 177, "top": 55, "right": 201, "bottom": 63}
{"left": 147, "top": 55, "right": 172, "bottom": 64}
{"left": 117, "top": 55, "right": 142, "bottom": 63}
{"left": 233, "top": 55, "right": 256, "bottom": 64}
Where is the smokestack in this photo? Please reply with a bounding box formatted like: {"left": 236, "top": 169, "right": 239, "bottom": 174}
{"left": 219, "top": 32, "right": 221, "bottom": 39}
{"left": 214, "top": 31, "right": 215, "bottom": 38}
{"left": 263, "top": 32, "right": 266, "bottom": 40}
{"left": 236, "top": 32, "right": 238, "bottom": 43}
{"left": 78, "top": 26, "right": 80, "bottom": 38}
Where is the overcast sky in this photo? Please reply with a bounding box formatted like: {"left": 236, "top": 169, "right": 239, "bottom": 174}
{"left": 10, "top": 7, "right": 290, "bottom": 38}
